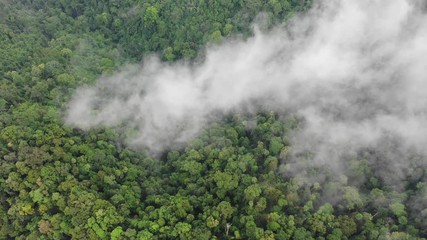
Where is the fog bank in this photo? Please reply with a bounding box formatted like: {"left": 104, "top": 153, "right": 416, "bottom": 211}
{"left": 66, "top": 0, "right": 427, "bottom": 180}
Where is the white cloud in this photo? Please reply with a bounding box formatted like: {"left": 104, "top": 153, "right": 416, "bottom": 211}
{"left": 65, "top": 0, "right": 427, "bottom": 181}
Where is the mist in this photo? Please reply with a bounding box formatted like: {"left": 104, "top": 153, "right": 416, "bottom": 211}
{"left": 66, "top": 0, "right": 427, "bottom": 183}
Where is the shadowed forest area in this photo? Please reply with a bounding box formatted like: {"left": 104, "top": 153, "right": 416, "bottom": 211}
{"left": 1, "top": 0, "right": 426, "bottom": 239}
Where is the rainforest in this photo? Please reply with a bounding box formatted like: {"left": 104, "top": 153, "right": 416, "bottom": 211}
{"left": 1, "top": 0, "right": 427, "bottom": 239}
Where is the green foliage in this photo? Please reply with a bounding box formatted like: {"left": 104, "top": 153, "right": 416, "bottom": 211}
{"left": 269, "top": 136, "right": 284, "bottom": 156}
{"left": 244, "top": 184, "right": 262, "bottom": 202}
{"left": 343, "top": 186, "right": 365, "bottom": 210}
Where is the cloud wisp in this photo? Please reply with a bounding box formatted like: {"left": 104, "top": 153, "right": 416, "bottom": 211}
{"left": 66, "top": 0, "right": 427, "bottom": 181}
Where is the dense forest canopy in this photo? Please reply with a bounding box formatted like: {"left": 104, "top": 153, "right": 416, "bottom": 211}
{"left": 1, "top": 0, "right": 427, "bottom": 239}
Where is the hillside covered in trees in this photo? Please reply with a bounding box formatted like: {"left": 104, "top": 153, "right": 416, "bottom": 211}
{"left": 1, "top": 0, "right": 426, "bottom": 239}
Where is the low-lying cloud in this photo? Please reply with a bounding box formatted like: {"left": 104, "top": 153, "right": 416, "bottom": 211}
{"left": 66, "top": 0, "right": 427, "bottom": 182}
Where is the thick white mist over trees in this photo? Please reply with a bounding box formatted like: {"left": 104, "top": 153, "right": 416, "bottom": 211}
{"left": 67, "top": 0, "right": 427, "bottom": 179}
